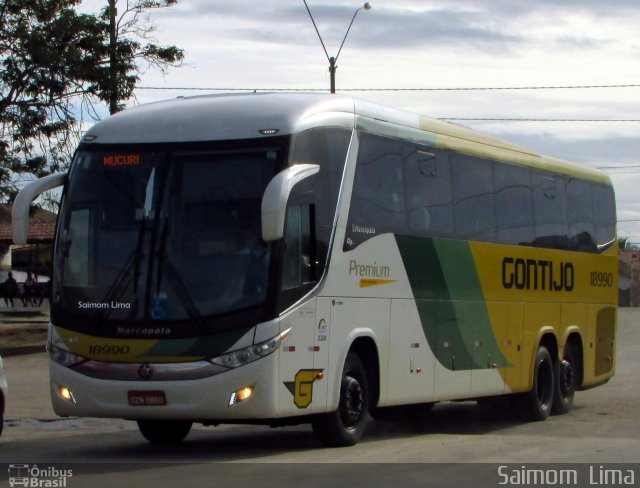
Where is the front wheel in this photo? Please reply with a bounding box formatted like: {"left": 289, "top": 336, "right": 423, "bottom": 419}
{"left": 513, "top": 345, "right": 555, "bottom": 421}
{"left": 312, "top": 353, "right": 369, "bottom": 447}
{"left": 137, "top": 419, "right": 192, "bottom": 444}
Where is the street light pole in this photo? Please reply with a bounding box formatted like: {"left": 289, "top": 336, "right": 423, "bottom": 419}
{"left": 303, "top": 1, "right": 371, "bottom": 94}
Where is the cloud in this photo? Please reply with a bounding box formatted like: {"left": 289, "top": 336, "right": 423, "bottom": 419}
{"left": 490, "top": 133, "right": 640, "bottom": 167}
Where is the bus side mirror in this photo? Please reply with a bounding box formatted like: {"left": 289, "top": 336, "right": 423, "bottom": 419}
{"left": 261, "top": 164, "right": 319, "bottom": 242}
{"left": 12, "top": 173, "right": 66, "bottom": 244}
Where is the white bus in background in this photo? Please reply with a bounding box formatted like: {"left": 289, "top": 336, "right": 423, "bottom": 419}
{"left": 13, "top": 93, "right": 617, "bottom": 446}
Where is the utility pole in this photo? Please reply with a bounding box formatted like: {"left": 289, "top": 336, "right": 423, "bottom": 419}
{"left": 108, "top": 0, "right": 118, "bottom": 114}
{"left": 303, "top": 1, "right": 371, "bottom": 94}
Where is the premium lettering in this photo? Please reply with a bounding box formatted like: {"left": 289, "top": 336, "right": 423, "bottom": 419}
{"left": 502, "top": 257, "right": 574, "bottom": 292}
{"left": 349, "top": 259, "right": 390, "bottom": 278}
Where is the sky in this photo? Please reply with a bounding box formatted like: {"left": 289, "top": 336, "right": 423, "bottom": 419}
{"left": 79, "top": 0, "right": 640, "bottom": 241}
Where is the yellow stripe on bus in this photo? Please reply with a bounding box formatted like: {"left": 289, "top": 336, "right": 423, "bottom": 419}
{"left": 359, "top": 279, "right": 398, "bottom": 288}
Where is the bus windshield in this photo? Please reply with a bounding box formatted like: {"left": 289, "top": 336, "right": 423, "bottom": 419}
{"left": 52, "top": 142, "right": 284, "bottom": 325}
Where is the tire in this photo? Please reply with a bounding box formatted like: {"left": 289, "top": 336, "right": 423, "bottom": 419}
{"left": 513, "top": 345, "right": 555, "bottom": 421}
{"left": 552, "top": 344, "right": 578, "bottom": 415}
{"left": 137, "top": 419, "right": 192, "bottom": 444}
{"left": 312, "top": 352, "right": 369, "bottom": 447}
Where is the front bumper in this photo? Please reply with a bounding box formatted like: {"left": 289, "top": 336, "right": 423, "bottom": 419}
{"left": 49, "top": 350, "right": 281, "bottom": 421}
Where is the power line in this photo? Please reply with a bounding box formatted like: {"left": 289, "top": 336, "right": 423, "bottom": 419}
{"left": 137, "top": 83, "right": 640, "bottom": 92}
{"left": 135, "top": 85, "right": 640, "bottom": 123}
{"left": 439, "top": 118, "right": 640, "bottom": 122}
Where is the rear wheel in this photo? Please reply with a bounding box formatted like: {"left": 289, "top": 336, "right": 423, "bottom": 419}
{"left": 552, "top": 344, "right": 578, "bottom": 415}
{"left": 137, "top": 419, "right": 192, "bottom": 444}
{"left": 513, "top": 345, "right": 555, "bottom": 421}
{"left": 312, "top": 352, "right": 369, "bottom": 447}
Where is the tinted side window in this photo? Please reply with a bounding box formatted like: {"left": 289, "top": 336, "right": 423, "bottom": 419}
{"left": 566, "top": 178, "right": 596, "bottom": 251}
{"left": 592, "top": 182, "right": 616, "bottom": 249}
{"left": 494, "top": 162, "right": 534, "bottom": 245}
{"left": 404, "top": 148, "right": 453, "bottom": 237}
{"left": 532, "top": 173, "right": 569, "bottom": 249}
{"left": 452, "top": 154, "right": 496, "bottom": 240}
{"left": 289, "top": 128, "right": 351, "bottom": 274}
{"left": 345, "top": 133, "right": 406, "bottom": 249}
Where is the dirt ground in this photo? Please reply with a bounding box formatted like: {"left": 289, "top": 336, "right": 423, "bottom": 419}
{"left": 0, "top": 308, "right": 48, "bottom": 354}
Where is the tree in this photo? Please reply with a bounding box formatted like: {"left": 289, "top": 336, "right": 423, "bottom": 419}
{"left": 0, "top": 0, "right": 184, "bottom": 202}
{"left": 102, "top": 0, "right": 184, "bottom": 114}
{"left": 0, "top": 0, "right": 106, "bottom": 201}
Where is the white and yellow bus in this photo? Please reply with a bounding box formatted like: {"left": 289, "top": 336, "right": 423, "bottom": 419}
{"left": 13, "top": 94, "right": 617, "bottom": 446}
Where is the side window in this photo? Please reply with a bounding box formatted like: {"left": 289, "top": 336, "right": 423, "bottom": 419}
{"left": 282, "top": 204, "right": 314, "bottom": 290}
{"left": 566, "top": 178, "right": 596, "bottom": 251}
{"left": 404, "top": 148, "right": 453, "bottom": 237}
{"left": 62, "top": 209, "right": 91, "bottom": 286}
{"left": 532, "top": 173, "right": 569, "bottom": 249}
{"left": 592, "top": 183, "right": 616, "bottom": 250}
{"left": 452, "top": 153, "right": 496, "bottom": 241}
{"left": 494, "top": 162, "right": 534, "bottom": 245}
{"left": 345, "top": 133, "right": 406, "bottom": 249}
{"left": 289, "top": 128, "right": 351, "bottom": 276}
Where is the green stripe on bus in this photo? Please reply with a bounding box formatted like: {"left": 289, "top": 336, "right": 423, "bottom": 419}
{"left": 395, "top": 235, "right": 509, "bottom": 370}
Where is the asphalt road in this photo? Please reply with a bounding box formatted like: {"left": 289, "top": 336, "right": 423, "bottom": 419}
{"left": 0, "top": 309, "right": 638, "bottom": 487}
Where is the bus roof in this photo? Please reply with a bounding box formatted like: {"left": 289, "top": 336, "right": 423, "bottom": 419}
{"left": 82, "top": 92, "right": 609, "bottom": 184}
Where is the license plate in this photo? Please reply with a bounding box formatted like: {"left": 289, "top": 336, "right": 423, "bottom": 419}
{"left": 128, "top": 390, "right": 166, "bottom": 406}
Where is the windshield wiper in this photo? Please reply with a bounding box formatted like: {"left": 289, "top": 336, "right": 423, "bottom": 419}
{"left": 95, "top": 216, "right": 147, "bottom": 320}
{"left": 154, "top": 217, "right": 169, "bottom": 295}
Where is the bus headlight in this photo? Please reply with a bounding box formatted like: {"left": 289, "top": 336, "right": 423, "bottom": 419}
{"left": 49, "top": 343, "right": 87, "bottom": 368}
{"left": 211, "top": 328, "right": 290, "bottom": 369}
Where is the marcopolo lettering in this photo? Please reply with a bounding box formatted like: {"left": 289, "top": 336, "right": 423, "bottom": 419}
{"left": 502, "top": 257, "right": 574, "bottom": 292}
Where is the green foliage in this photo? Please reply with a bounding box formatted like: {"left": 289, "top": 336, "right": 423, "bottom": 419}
{"left": 0, "top": 0, "right": 184, "bottom": 202}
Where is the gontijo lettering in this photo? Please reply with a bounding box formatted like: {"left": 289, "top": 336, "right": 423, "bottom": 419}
{"left": 502, "top": 257, "right": 575, "bottom": 291}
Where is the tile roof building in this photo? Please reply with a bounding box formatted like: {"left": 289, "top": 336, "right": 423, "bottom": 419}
{"left": 0, "top": 205, "right": 57, "bottom": 277}
{"left": 0, "top": 205, "right": 57, "bottom": 243}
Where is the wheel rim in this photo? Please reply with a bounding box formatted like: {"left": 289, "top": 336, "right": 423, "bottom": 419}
{"left": 536, "top": 357, "right": 553, "bottom": 409}
{"left": 340, "top": 375, "right": 365, "bottom": 429}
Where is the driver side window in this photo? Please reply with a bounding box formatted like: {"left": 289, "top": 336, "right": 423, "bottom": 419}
{"left": 282, "top": 204, "right": 314, "bottom": 290}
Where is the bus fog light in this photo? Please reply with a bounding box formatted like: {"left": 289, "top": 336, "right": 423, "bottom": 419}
{"left": 229, "top": 386, "right": 254, "bottom": 406}
{"left": 59, "top": 385, "right": 77, "bottom": 404}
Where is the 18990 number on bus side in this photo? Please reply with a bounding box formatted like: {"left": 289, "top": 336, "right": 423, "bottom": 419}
{"left": 590, "top": 271, "right": 614, "bottom": 288}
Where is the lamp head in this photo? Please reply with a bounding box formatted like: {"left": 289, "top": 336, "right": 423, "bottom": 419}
{"left": 363, "top": 2, "right": 372, "bottom": 10}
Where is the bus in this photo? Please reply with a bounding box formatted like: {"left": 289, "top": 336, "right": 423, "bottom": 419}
{"left": 12, "top": 93, "right": 617, "bottom": 446}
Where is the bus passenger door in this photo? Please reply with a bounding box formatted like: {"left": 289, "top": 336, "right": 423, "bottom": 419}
{"left": 277, "top": 203, "right": 321, "bottom": 415}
